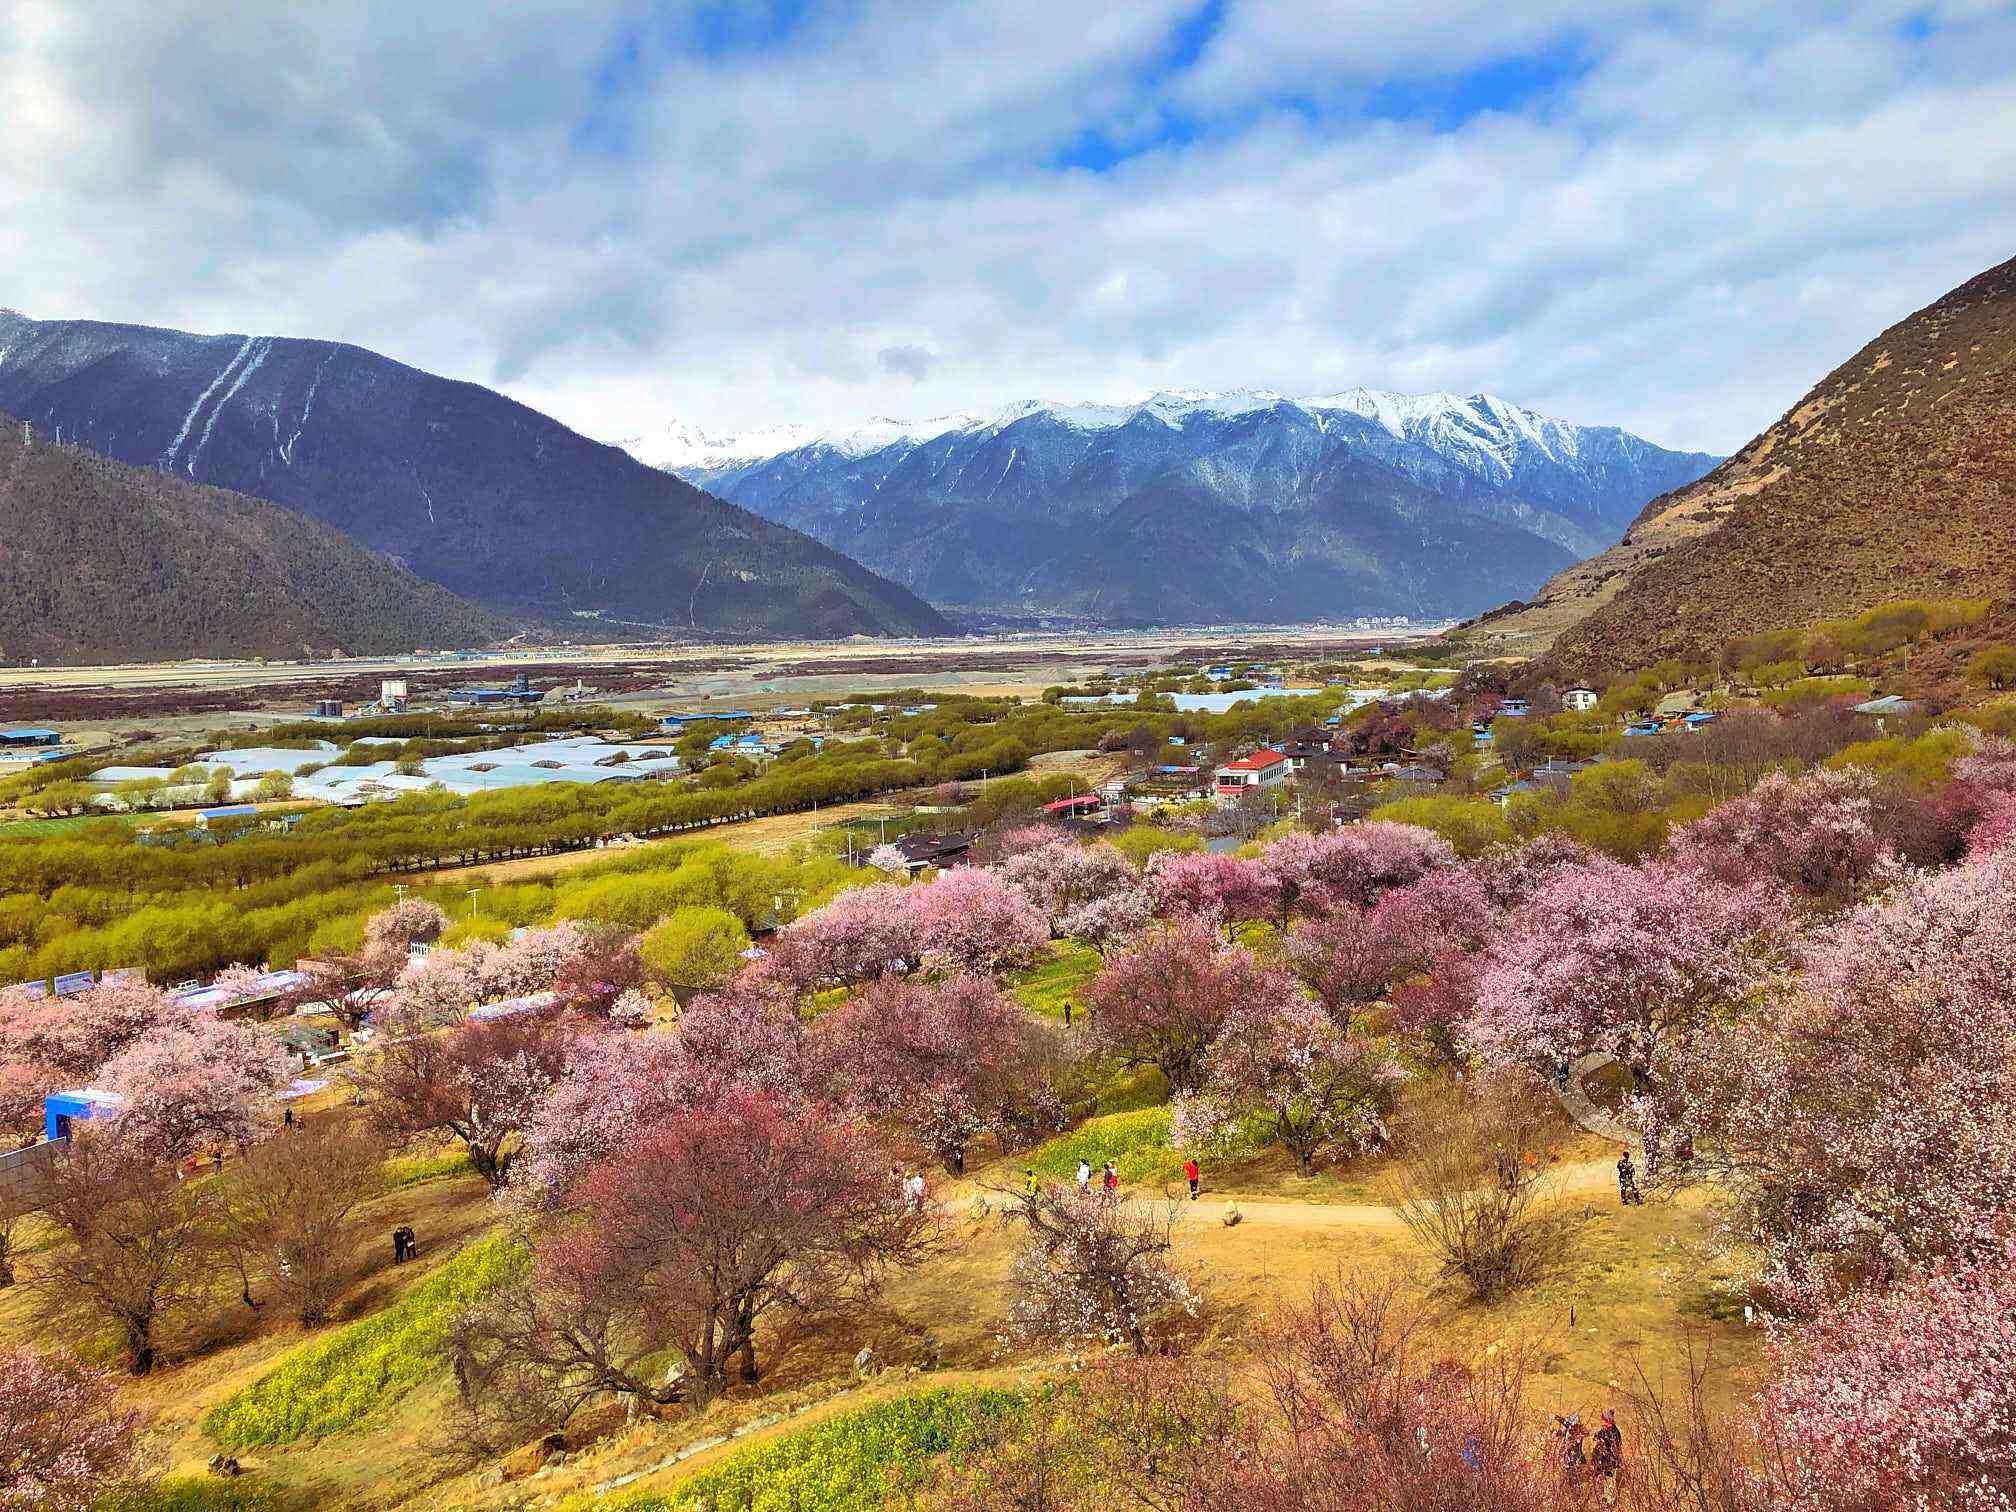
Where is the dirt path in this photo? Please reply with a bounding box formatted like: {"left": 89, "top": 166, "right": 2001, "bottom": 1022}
{"left": 1174, "top": 1197, "right": 1405, "bottom": 1229}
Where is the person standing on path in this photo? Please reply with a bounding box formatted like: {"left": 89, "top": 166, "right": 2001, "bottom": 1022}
{"left": 1076, "top": 1159, "right": 1092, "bottom": 1194}
{"left": 904, "top": 1171, "right": 926, "bottom": 1212}
{"left": 1592, "top": 1409, "right": 1623, "bottom": 1503}
{"left": 1063, "top": 1000, "right": 1072, "bottom": 1027}
{"left": 1617, "top": 1149, "right": 1643, "bottom": 1206}
{"left": 1024, "top": 1168, "right": 1039, "bottom": 1200}
{"left": 1102, "top": 1162, "right": 1118, "bottom": 1200}
{"left": 1184, "top": 1157, "right": 1200, "bottom": 1200}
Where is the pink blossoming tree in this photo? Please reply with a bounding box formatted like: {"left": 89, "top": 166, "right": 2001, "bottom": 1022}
{"left": 911, "top": 868, "right": 1048, "bottom": 976}
{"left": 814, "top": 975, "right": 1075, "bottom": 1170}
{"left": 762, "top": 883, "right": 920, "bottom": 997}
{"left": 1467, "top": 832, "right": 1598, "bottom": 914}
{"left": 0, "top": 977, "right": 173, "bottom": 1081}
{"left": 1059, "top": 884, "right": 1156, "bottom": 957}
{"left": 1753, "top": 1239, "right": 2016, "bottom": 1510}
{"left": 94, "top": 1016, "right": 295, "bottom": 1162}
{"left": 1669, "top": 767, "right": 1885, "bottom": 901}
{"left": 1677, "top": 847, "right": 2016, "bottom": 1296}
{"left": 1002, "top": 841, "right": 1137, "bottom": 937}
{"left": 1468, "top": 858, "right": 1786, "bottom": 1081}
{"left": 1174, "top": 997, "right": 1404, "bottom": 1172}
{"left": 364, "top": 898, "right": 449, "bottom": 956}
{"left": 1087, "top": 919, "right": 1295, "bottom": 1094}
{"left": 1144, "top": 851, "right": 1271, "bottom": 937}
{"left": 0, "top": 1345, "right": 140, "bottom": 1509}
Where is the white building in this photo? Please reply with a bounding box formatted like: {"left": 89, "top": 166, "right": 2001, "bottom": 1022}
{"left": 1215, "top": 748, "right": 1290, "bottom": 797}
{"left": 1563, "top": 688, "right": 1600, "bottom": 713}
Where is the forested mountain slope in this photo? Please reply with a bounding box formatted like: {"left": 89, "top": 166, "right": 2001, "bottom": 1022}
{"left": 0, "top": 415, "right": 509, "bottom": 663}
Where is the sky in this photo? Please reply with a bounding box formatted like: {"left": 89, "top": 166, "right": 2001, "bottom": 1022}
{"left": 4, "top": 0, "right": 2016, "bottom": 456}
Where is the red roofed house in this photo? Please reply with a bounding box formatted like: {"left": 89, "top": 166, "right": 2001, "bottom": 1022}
{"left": 1215, "top": 748, "right": 1289, "bottom": 797}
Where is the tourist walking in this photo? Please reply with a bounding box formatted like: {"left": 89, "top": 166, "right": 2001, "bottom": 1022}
{"left": 1554, "top": 1413, "right": 1587, "bottom": 1474}
{"left": 1075, "top": 1159, "right": 1092, "bottom": 1193}
{"left": 1592, "top": 1408, "right": 1623, "bottom": 1503}
{"left": 1102, "top": 1161, "right": 1118, "bottom": 1200}
{"left": 1616, "top": 1150, "right": 1643, "bottom": 1206}
{"left": 1024, "top": 1167, "right": 1039, "bottom": 1199}
{"left": 1184, "top": 1157, "right": 1200, "bottom": 1200}
{"left": 904, "top": 1171, "right": 926, "bottom": 1213}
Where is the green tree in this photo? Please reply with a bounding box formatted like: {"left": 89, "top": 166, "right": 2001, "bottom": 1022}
{"left": 640, "top": 905, "right": 751, "bottom": 993}
{"left": 1367, "top": 795, "right": 1513, "bottom": 857}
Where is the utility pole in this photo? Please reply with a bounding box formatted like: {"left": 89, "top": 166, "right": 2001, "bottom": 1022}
{"left": 393, "top": 883, "right": 409, "bottom": 907}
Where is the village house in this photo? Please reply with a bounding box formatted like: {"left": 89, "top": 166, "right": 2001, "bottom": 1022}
{"left": 1215, "top": 748, "right": 1290, "bottom": 797}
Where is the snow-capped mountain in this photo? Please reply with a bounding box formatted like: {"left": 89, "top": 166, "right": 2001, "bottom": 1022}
{"left": 638, "top": 389, "right": 1720, "bottom": 625}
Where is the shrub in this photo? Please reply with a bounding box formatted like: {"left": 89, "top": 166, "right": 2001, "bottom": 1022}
{"left": 1386, "top": 1090, "right": 1575, "bottom": 1301}
{"left": 1969, "top": 645, "right": 2016, "bottom": 690}
{"left": 562, "top": 1388, "right": 1025, "bottom": 1512}
{"left": 203, "top": 1234, "right": 525, "bottom": 1447}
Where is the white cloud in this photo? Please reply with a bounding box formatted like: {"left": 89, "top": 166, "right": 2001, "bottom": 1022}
{"left": 1, "top": 0, "right": 2013, "bottom": 456}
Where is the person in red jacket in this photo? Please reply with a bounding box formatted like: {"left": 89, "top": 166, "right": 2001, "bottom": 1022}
{"left": 1184, "top": 1157, "right": 1200, "bottom": 1200}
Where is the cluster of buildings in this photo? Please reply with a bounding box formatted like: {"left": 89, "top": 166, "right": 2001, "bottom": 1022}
{"left": 0, "top": 726, "right": 78, "bottom": 771}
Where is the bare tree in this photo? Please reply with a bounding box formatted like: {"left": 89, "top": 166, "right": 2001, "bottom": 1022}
{"left": 23, "top": 1134, "right": 218, "bottom": 1373}
{"left": 216, "top": 1114, "right": 386, "bottom": 1324}
{"left": 1386, "top": 1087, "right": 1575, "bottom": 1301}
{"left": 1609, "top": 1329, "right": 1768, "bottom": 1512}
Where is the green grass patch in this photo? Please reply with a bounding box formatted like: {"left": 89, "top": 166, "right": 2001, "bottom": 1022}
{"left": 1093, "top": 1064, "right": 1171, "bottom": 1117}
{"left": 1005, "top": 940, "right": 1102, "bottom": 1021}
{"left": 98, "top": 1478, "right": 291, "bottom": 1511}
{"left": 381, "top": 1146, "right": 476, "bottom": 1189}
{"left": 1028, "top": 1107, "right": 1184, "bottom": 1185}
{"left": 568, "top": 1387, "right": 1025, "bottom": 1512}
{"left": 203, "top": 1233, "right": 525, "bottom": 1448}
{"left": 0, "top": 812, "right": 144, "bottom": 837}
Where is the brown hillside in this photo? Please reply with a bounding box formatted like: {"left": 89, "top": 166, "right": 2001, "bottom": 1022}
{"left": 1473, "top": 254, "right": 2016, "bottom": 669}
{"left": 0, "top": 414, "right": 512, "bottom": 663}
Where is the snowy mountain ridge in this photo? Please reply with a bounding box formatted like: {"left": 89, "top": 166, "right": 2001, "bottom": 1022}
{"left": 635, "top": 381, "right": 1721, "bottom": 627}
{"left": 627, "top": 386, "right": 1611, "bottom": 479}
